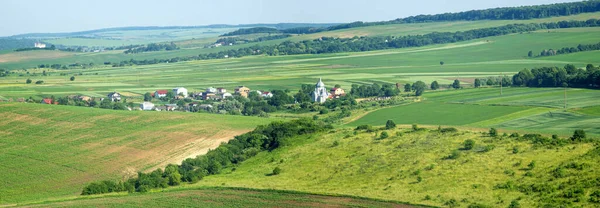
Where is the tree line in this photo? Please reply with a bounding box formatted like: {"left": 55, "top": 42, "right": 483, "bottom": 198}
{"left": 214, "top": 34, "right": 292, "bottom": 45}
{"left": 81, "top": 118, "right": 330, "bottom": 195}
{"left": 530, "top": 42, "right": 600, "bottom": 57}
{"left": 512, "top": 64, "right": 600, "bottom": 88}
{"left": 221, "top": 27, "right": 281, "bottom": 36}
{"left": 124, "top": 42, "right": 179, "bottom": 54}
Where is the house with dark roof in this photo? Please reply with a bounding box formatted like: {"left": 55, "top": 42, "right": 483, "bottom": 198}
{"left": 107, "top": 92, "right": 121, "bottom": 102}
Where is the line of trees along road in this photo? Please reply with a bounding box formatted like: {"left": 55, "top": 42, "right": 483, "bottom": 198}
{"left": 512, "top": 64, "right": 600, "bottom": 88}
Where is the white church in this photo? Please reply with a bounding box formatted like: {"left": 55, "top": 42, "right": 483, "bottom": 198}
{"left": 312, "top": 78, "right": 330, "bottom": 103}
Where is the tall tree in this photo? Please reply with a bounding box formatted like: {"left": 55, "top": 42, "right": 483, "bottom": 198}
{"left": 528, "top": 50, "right": 533, "bottom": 57}
{"left": 452, "top": 80, "right": 461, "bottom": 89}
{"left": 412, "top": 81, "right": 427, "bottom": 96}
{"left": 144, "top": 92, "right": 152, "bottom": 102}
{"left": 430, "top": 81, "right": 439, "bottom": 90}
{"left": 474, "top": 78, "right": 482, "bottom": 88}
{"left": 404, "top": 83, "right": 412, "bottom": 93}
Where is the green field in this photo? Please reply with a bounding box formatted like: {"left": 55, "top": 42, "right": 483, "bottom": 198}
{"left": 0, "top": 103, "right": 274, "bottom": 204}
{"left": 26, "top": 188, "right": 419, "bottom": 208}
{"left": 193, "top": 128, "right": 600, "bottom": 207}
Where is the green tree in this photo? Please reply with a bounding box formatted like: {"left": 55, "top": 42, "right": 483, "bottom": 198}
{"left": 571, "top": 129, "right": 586, "bottom": 142}
{"left": 248, "top": 91, "right": 261, "bottom": 101}
{"left": 380, "top": 131, "right": 389, "bottom": 139}
{"left": 385, "top": 120, "right": 396, "bottom": 129}
{"left": 452, "top": 79, "right": 461, "bottom": 89}
{"left": 474, "top": 78, "right": 481, "bottom": 88}
{"left": 489, "top": 128, "right": 498, "bottom": 137}
{"left": 463, "top": 139, "right": 475, "bottom": 150}
{"left": 404, "top": 83, "right": 412, "bottom": 93}
{"left": 440, "top": 61, "right": 445, "bottom": 65}
{"left": 70, "top": 76, "right": 75, "bottom": 81}
{"left": 164, "top": 164, "right": 182, "bottom": 186}
{"left": 412, "top": 81, "right": 427, "bottom": 96}
{"left": 528, "top": 51, "right": 533, "bottom": 57}
{"left": 143, "top": 92, "right": 152, "bottom": 102}
{"left": 26, "top": 78, "right": 32, "bottom": 84}
{"left": 334, "top": 84, "right": 341, "bottom": 88}
{"left": 486, "top": 79, "right": 494, "bottom": 86}
{"left": 272, "top": 167, "right": 282, "bottom": 175}
{"left": 430, "top": 81, "right": 439, "bottom": 90}
{"left": 166, "top": 91, "right": 175, "bottom": 99}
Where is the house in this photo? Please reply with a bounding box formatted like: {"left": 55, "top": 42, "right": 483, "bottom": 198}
{"left": 140, "top": 102, "right": 155, "bottom": 111}
{"left": 107, "top": 92, "right": 121, "bottom": 102}
{"left": 313, "top": 78, "right": 329, "bottom": 103}
{"left": 330, "top": 87, "right": 346, "bottom": 98}
{"left": 199, "top": 104, "right": 213, "bottom": 110}
{"left": 41, "top": 98, "right": 53, "bottom": 104}
{"left": 165, "top": 104, "right": 178, "bottom": 111}
{"left": 77, "top": 96, "right": 92, "bottom": 102}
{"left": 222, "top": 92, "right": 233, "bottom": 99}
{"left": 206, "top": 87, "right": 217, "bottom": 93}
{"left": 235, "top": 86, "right": 251, "bottom": 98}
{"left": 261, "top": 91, "right": 273, "bottom": 98}
{"left": 217, "top": 88, "right": 227, "bottom": 93}
{"left": 173, "top": 87, "right": 188, "bottom": 98}
{"left": 192, "top": 92, "right": 204, "bottom": 99}
{"left": 154, "top": 90, "right": 168, "bottom": 98}
{"left": 202, "top": 92, "right": 218, "bottom": 100}
{"left": 34, "top": 42, "right": 46, "bottom": 48}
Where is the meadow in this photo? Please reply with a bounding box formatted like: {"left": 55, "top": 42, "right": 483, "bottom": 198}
{"left": 195, "top": 127, "right": 600, "bottom": 207}
{"left": 0, "top": 103, "right": 274, "bottom": 204}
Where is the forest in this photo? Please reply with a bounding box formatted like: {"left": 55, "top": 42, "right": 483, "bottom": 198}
{"left": 124, "top": 42, "right": 179, "bottom": 54}
{"left": 512, "top": 64, "right": 600, "bottom": 88}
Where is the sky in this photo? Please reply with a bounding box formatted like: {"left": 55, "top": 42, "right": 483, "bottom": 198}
{"left": 0, "top": 0, "right": 581, "bottom": 37}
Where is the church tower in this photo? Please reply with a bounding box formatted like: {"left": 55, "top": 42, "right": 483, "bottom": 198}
{"left": 313, "top": 78, "right": 329, "bottom": 103}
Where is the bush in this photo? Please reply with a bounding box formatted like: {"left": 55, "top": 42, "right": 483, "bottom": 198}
{"left": 26, "top": 78, "right": 32, "bottom": 84}
{"left": 445, "top": 199, "right": 459, "bottom": 208}
{"left": 463, "top": 139, "right": 475, "bottom": 150}
{"left": 489, "top": 128, "right": 498, "bottom": 137}
{"left": 331, "top": 140, "right": 340, "bottom": 147}
{"left": 572, "top": 129, "right": 586, "bottom": 142}
{"left": 272, "top": 167, "right": 282, "bottom": 175}
{"left": 444, "top": 150, "right": 461, "bottom": 160}
{"left": 35, "top": 80, "right": 44, "bottom": 84}
{"left": 417, "top": 176, "right": 423, "bottom": 183}
{"left": 355, "top": 124, "right": 373, "bottom": 131}
{"left": 385, "top": 120, "right": 396, "bottom": 129}
{"left": 508, "top": 200, "right": 520, "bottom": 208}
{"left": 70, "top": 76, "right": 75, "bottom": 81}
{"left": 319, "top": 109, "right": 329, "bottom": 114}
{"left": 512, "top": 146, "right": 519, "bottom": 154}
{"left": 379, "top": 131, "right": 389, "bottom": 139}
{"left": 440, "top": 127, "right": 458, "bottom": 133}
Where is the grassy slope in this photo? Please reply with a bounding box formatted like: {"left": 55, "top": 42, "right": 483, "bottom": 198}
{"left": 0, "top": 103, "right": 274, "bottom": 205}
{"left": 25, "top": 188, "right": 420, "bottom": 208}
{"left": 195, "top": 128, "right": 600, "bottom": 207}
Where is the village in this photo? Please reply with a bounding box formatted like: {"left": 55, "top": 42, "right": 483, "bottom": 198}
{"left": 31, "top": 78, "right": 358, "bottom": 116}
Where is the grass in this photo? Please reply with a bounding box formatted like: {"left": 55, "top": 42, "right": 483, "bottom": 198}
{"left": 25, "top": 187, "right": 421, "bottom": 208}
{"left": 0, "top": 103, "right": 275, "bottom": 205}
{"left": 194, "top": 128, "right": 600, "bottom": 207}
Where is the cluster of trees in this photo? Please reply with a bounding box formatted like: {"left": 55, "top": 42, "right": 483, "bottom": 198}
{"left": 124, "top": 43, "right": 179, "bottom": 54}
{"left": 512, "top": 64, "right": 600, "bottom": 88}
{"left": 349, "top": 83, "right": 400, "bottom": 98}
{"left": 14, "top": 45, "right": 56, "bottom": 52}
{"left": 215, "top": 34, "right": 292, "bottom": 45}
{"left": 221, "top": 27, "right": 281, "bottom": 36}
{"left": 82, "top": 118, "right": 330, "bottom": 195}
{"left": 0, "top": 38, "right": 38, "bottom": 50}
{"left": 530, "top": 42, "right": 600, "bottom": 57}
{"left": 327, "top": 0, "right": 600, "bottom": 31}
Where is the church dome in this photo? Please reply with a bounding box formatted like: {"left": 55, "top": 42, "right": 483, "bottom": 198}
{"left": 316, "top": 78, "right": 325, "bottom": 87}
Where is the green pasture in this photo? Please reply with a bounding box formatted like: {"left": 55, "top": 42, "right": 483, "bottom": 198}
{"left": 0, "top": 103, "right": 274, "bottom": 205}
{"left": 197, "top": 128, "right": 600, "bottom": 207}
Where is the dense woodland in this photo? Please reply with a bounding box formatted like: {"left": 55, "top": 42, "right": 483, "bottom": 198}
{"left": 221, "top": 27, "right": 281, "bottom": 36}
{"left": 0, "top": 38, "right": 38, "bottom": 50}
{"left": 214, "top": 34, "right": 292, "bottom": 45}
{"left": 512, "top": 64, "right": 600, "bottom": 88}
{"left": 81, "top": 118, "right": 330, "bottom": 195}
{"left": 532, "top": 42, "right": 600, "bottom": 57}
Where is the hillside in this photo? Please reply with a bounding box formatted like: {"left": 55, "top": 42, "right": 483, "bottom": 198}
{"left": 0, "top": 103, "right": 274, "bottom": 204}
{"left": 195, "top": 127, "right": 600, "bottom": 207}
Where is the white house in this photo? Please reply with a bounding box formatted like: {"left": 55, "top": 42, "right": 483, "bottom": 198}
{"left": 206, "top": 87, "right": 217, "bottom": 93}
{"left": 217, "top": 88, "right": 227, "bottom": 93}
{"left": 107, "top": 92, "right": 122, "bottom": 102}
{"left": 261, "top": 91, "right": 273, "bottom": 98}
{"left": 222, "top": 93, "right": 233, "bottom": 99}
{"left": 154, "top": 90, "right": 168, "bottom": 98}
{"left": 173, "top": 87, "right": 188, "bottom": 98}
{"left": 34, "top": 42, "right": 46, "bottom": 48}
{"left": 140, "top": 102, "right": 155, "bottom": 111}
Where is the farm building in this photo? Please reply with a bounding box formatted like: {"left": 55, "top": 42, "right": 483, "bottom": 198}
{"left": 41, "top": 98, "right": 53, "bottom": 104}
{"left": 222, "top": 93, "right": 233, "bottom": 99}
{"left": 261, "top": 91, "right": 273, "bottom": 98}
{"left": 330, "top": 87, "right": 346, "bottom": 98}
{"left": 140, "top": 102, "right": 155, "bottom": 111}
{"left": 173, "top": 87, "right": 188, "bottom": 98}
{"left": 34, "top": 42, "right": 46, "bottom": 48}
{"left": 206, "top": 87, "right": 217, "bottom": 93}
{"left": 154, "top": 90, "right": 168, "bottom": 98}
{"left": 235, "top": 86, "right": 251, "bottom": 98}
{"left": 107, "top": 92, "right": 122, "bottom": 102}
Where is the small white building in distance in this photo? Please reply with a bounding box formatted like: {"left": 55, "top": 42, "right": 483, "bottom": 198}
{"left": 34, "top": 42, "right": 46, "bottom": 48}
{"left": 313, "top": 78, "right": 329, "bottom": 103}
{"left": 173, "top": 87, "right": 188, "bottom": 98}
{"left": 140, "top": 102, "right": 155, "bottom": 111}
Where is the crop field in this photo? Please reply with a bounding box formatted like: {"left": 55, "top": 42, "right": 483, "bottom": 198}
{"left": 196, "top": 128, "right": 600, "bottom": 207}
{"left": 26, "top": 188, "right": 417, "bottom": 208}
{"left": 350, "top": 87, "right": 600, "bottom": 136}
{"left": 0, "top": 103, "right": 274, "bottom": 204}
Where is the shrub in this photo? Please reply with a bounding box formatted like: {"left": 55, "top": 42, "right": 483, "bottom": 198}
{"left": 440, "top": 127, "right": 458, "bottom": 133}
{"left": 319, "top": 109, "right": 329, "bottom": 114}
{"left": 417, "top": 176, "right": 423, "bottom": 183}
{"left": 355, "top": 124, "right": 373, "bottom": 131}
{"left": 463, "top": 139, "right": 475, "bottom": 150}
{"left": 272, "top": 167, "right": 282, "bottom": 175}
{"left": 479, "top": 145, "right": 495, "bottom": 153}
{"left": 508, "top": 200, "right": 520, "bottom": 208}
{"left": 512, "top": 146, "right": 519, "bottom": 154}
{"left": 379, "top": 131, "right": 389, "bottom": 139}
{"left": 70, "top": 76, "right": 75, "bottom": 81}
{"left": 445, "top": 199, "right": 459, "bottom": 208}
{"left": 444, "top": 150, "right": 461, "bottom": 160}
{"left": 412, "top": 124, "right": 419, "bottom": 131}
{"left": 385, "top": 120, "right": 396, "bottom": 129}
{"left": 331, "top": 140, "right": 340, "bottom": 147}
{"left": 35, "top": 80, "right": 44, "bottom": 84}
{"left": 589, "top": 191, "right": 600, "bottom": 203}
{"left": 26, "top": 78, "right": 32, "bottom": 84}
{"left": 489, "top": 128, "right": 497, "bottom": 137}
{"left": 509, "top": 133, "right": 520, "bottom": 138}
{"left": 468, "top": 203, "right": 492, "bottom": 208}
{"left": 572, "top": 129, "right": 586, "bottom": 142}
{"left": 527, "top": 161, "right": 536, "bottom": 170}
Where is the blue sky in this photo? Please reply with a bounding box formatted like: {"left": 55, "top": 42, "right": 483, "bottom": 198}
{"left": 0, "top": 0, "right": 580, "bottom": 36}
